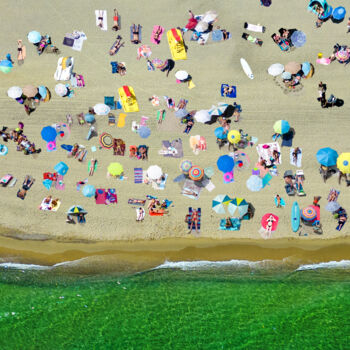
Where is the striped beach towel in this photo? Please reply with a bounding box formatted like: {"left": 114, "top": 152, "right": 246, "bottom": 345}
{"left": 187, "top": 207, "right": 201, "bottom": 231}
{"left": 134, "top": 168, "right": 143, "bottom": 183}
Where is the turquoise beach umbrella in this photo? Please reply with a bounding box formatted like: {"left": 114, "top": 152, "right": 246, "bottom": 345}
{"left": 28, "top": 30, "right": 41, "bottom": 44}
{"left": 0, "top": 60, "right": 13, "bottom": 74}
{"left": 316, "top": 148, "right": 338, "bottom": 166}
{"left": 212, "top": 194, "right": 226, "bottom": 214}
{"left": 82, "top": 184, "right": 96, "bottom": 198}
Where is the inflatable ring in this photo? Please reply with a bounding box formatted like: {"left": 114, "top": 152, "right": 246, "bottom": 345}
{"left": 0, "top": 144, "right": 8, "bottom": 156}
{"left": 47, "top": 141, "right": 56, "bottom": 151}
{"left": 223, "top": 171, "right": 233, "bottom": 182}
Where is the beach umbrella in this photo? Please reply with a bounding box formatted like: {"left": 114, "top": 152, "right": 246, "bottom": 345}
{"left": 281, "top": 71, "right": 292, "bottom": 80}
{"left": 41, "top": 126, "right": 57, "bottom": 142}
{"left": 301, "top": 206, "right": 317, "bottom": 222}
{"left": 175, "top": 70, "right": 189, "bottom": 81}
{"left": 204, "top": 166, "right": 214, "bottom": 179}
{"left": 7, "top": 86, "right": 22, "bottom": 99}
{"left": 202, "top": 10, "right": 218, "bottom": 23}
{"left": 0, "top": 62, "right": 13, "bottom": 74}
{"left": 152, "top": 58, "right": 163, "bottom": 68}
{"left": 268, "top": 63, "right": 284, "bottom": 76}
{"left": 246, "top": 175, "right": 263, "bottom": 192}
{"left": 38, "top": 86, "right": 47, "bottom": 99}
{"left": 55, "top": 83, "right": 68, "bottom": 97}
{"left": 188, "top": 166, "right": 204, "bottom": 181}
{"left": 194, "top": 110, "right": 211, "bottom": 123}
{"left": 99, "top": 132, "right": 114, "bottom": 149}
{"left": 284, "top": 61, "right": 301, "bottom": 74}
{"left": 273, "top": 120, "right": 290, "bottom": 134}
{"left": 337, "top": 153, "right": 350, "bottom": 173}
{"left": 180, "top": 160, "right": 192, "bottom": 173}
{"left": 108, "top": 162, "right": 124, "bottom": 176}
{"left": 325, "top": 201, "right": 340, "bottom": 212}
{"left": 212, "top": 194, "right": 227, "bottom": 214}
{"left": 67, "top": 205, "right": 87, "bottom": 215}
{"left": 291, "top": 31, "right": 306, "bottom": 47}
{"left": 335, "top": 50, "right": 350, "bottom": 63}
{"left": 82, "top": 184, "right": 96, "bottom": 198}
{"left": 27, "top": 30, "right": 41, "bottom": 44}
{"left": 94, "top": 103, "right": 111, "bottom": 115}
{"left": 217, "top": 155, "right": 234, "bottom": 173}
{"left": 228, "top": 198, "right": 248, "bottom": 217}
{"left": 316, "top": 147, "right": 338, "bottom": 166}
{"left": 261, "top": 213, "right": 279, "bottom": 231}
{"left": 195, "top": 21, "right": 209, "bottom": 33}
{"left": 301, "top": 62, "right": 311, "bottom": 76}
{"left": 84, "top": 114, "right": 95, "bottom": 123}
{"left": 147, "top": 165, "right": 162, "bottom": 180}
{"left": 212, "top": 30, "right": 224, "bottom": 41}
{"left": 222, "top": 195, "right": 232, "bottom": 205}
{"left": 42, "top": 87, "right": 51, "bottom": 102}
{"left": 234, "top": 152, "right": 250, "bottom": 171}
{"left": 227, "top": 130, "right": 241, "bottom": 144}
{"left": 22, "top": 85, "right": 38, "bottom": 98}
{"left": 214, "top": 127, "right": 226, "bottom": 140}
{"left": 138, "top": 126, "right": 151, "bottom": 139}
{"left": 209, "top": 104, "right": 228, "bottom": 116}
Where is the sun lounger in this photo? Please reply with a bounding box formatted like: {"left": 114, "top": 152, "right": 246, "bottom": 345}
{"left": 54, "top": 57, "right": 74, "bottom": 81}
{"left": 95, "top": 10, "right": 107, "bottom": 31}
{"left": 151, "top": 25, "right": 164, "bottom": 44}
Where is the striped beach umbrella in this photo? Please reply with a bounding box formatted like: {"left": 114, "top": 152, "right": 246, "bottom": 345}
{"left": 301, "top": 206, "right": 317, "bottom": 222}
{"left": 228, "top": 198, "right": 248, "bottom": 217}
{"left": 180, "top": 160, "right": 192, "bottom": 173}
{"left": 273, "top": 120, "right": 290, "bottom": 134}
{"left": 227, "top": 130, "right": 241, "bottom": 144}
{"left": 99, "top": 132, "right": 114, "bottom": 149}
{"left": 188, "top": 166, "right": 204, "bottom": 181}
{"left": 67, "top": 205, "right": 87, "bottom": 215}
{"left": 337, "top": 153, "right": 350, "bottom": 173}
{"left": 212, "top": 194, "right": 227, "bottom": 214}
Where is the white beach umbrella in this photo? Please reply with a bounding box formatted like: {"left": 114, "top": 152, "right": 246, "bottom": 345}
{"left": 209, "top": 103, "right": 228, "bottom": 116}
{"left": 268, "top": 63, "right": 284, "bottom": 76}
{"left": 195, "top": 21, "right": 209, "bottom": 33}
{"left": 175, "top": 70, "right": 189, "bottom": 81}
{"left": 202, "top": 10, "right": 218, "bottom": 23}
{"left": 194, "top": 110, "right": 211, "bottom": 123}
{"left": 7, "top": 86, "right": 22, "bottom": 99}
{"left": 94, "top": 103, "right": 111, "bottom": 116}
{"left": 54, "top": 83, "right": 68, "bottom": 97}
{"left": 147, "top": 165, "right": 163, "bottom": 180}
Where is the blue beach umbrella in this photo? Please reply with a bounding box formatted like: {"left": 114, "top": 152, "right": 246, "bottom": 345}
{"left": 246, "top": 175, "right": 263, "bottom": 192}
{"left": 84, "top": 114, "right": 95, "bottom": 123}
{"left": 41, "top": 126, "right": 57, "bottom": 142}
{"left": 214, "top": 127, "right": 226, "bottom": 139}
{"left": 217, "top": 155, "right": 234, "bottom": 173}
{"left": 316, "top": 147, "right": 338, "bottom": 166}
{"left": 38, "top": 86, "right": 47, "bottom": 99}
{"left": 28, "top": 31, "right": 41, "bottom": 44}
{"left": 0, "top": 60, "right": 13, "bottom": 74}
{"left": 291, "top": 31, "right": 306, "bottom": 47}
{"left": 301, "top": 62, "right": 311, "bottom": 76}
{"left": 138, "top": 126, "right": 151, "bottom": 139}
{"left": 82, "top": 184, "right": 96, "bottom": 198}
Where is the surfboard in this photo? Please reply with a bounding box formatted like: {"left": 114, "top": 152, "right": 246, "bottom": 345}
{"left": 291, "top": 201, "right": 300, "bottom": 232}
{"left": 240, "top": 58, "right": 254, "bottom": 79}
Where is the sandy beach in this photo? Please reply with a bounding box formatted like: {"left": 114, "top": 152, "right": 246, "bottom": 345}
{"left": 1, "top": 0, "right": 350, "bottom": 251}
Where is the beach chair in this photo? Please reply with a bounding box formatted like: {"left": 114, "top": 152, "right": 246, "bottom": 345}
{"left": 104, "top": 96, "right": 116, "bottom": 110}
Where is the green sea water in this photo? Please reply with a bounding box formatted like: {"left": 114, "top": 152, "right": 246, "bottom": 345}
{"left": 0, "top": 262, "right": 350, "bottom": 350}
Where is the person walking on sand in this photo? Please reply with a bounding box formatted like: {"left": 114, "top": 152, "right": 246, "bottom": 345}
{"left": 17, "top": 40, "right": 26, "bottom": 65}
{"left": 188, "top": 208, "right": 199, "bottom": 234}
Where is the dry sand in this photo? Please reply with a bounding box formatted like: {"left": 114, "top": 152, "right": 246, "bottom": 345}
{"left": 1, "top": 0, "right": 350, "bottom": 250}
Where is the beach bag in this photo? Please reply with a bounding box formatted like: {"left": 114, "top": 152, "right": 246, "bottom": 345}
{"left": 261, "top": 0, "right": 271, "bottom": 6}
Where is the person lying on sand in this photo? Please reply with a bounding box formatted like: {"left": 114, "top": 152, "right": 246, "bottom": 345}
{"left": 109, "top": 36, "right": 124, "bottom": 55}
{"left": 89, "top": 159, "right": 97, "bottom": 176}
{"left": 131, "top": 24, "right": 141, "bottom": 44}
{"left": 112, "top": 9, "right": 120, "bottom": 31}
{"left": 153, "top": 26, "right": 162, "bottom": 44}
{"left": 17, "top": 175, "right": 35, "bottom": 200}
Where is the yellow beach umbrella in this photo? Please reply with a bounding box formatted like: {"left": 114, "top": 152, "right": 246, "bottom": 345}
{"left": 337, "top": 153, "right": 350, "bottom": 173}
{"left": 108, "top": 162, "right": 124, "bottom": 176}
{"left": 227, "top": 130, "right": 241, "bottom": 144}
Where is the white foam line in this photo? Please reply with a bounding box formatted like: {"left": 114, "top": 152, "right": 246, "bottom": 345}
{"left": 296, "top": 260, "right": 350, "bottom": 271}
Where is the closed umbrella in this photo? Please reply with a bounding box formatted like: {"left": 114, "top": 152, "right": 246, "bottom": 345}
{"left": 55, "top": 83, "right": 68, "bottom": 97}
{"left": 38, "top": 86, "right": 47, "bottom": 99}
{"left": 301, "top": 206, "right": 317, "bottom": 222}
{"left": 217, "top": 155, "right": 234, "bottom": 173}
{"left": 175, "top": 70, "right": 189, "bottom": 80}
{"left": 194, "top": 110, "right": 211, "bottom": 123}
{"left": 108, "top": 162, "right": 124, "bottom": 176}
{"left": 246, "top": 175, "right": 263, "bottom": 192}
{"left": 84, "top": 114, "right": 95, "bottom": 123}
{"left": 291, "top": 31, "right": 306, "bottom": 47}
{"left": 27, "top": 31, "right": 41, "bottom": 44}
{"left": 82, "top": 184, "right": 96, "bottom": 198}
{"left": 325, "top": 201, "right": 340, "bottom": 212}
{"left": 268, "top": 63, "right": 284, "bottom": 76}
{"left": 337, "top": 153, "right": 350, "bottom": 173}
{"left": 180, "top": 160, "right": 192, "bottom": 173}
{"left": 195, "top": 21, "right": 209, "bottom": 32}
{"left": 273, "top": 120, "right": 290, "bottom": 134}
{"left": 41, "top": 126, "right": 57, "bottom": 142}
{"left": 22, "top": 85, "right": 38, "bottom": 98}
{"left": 284, "top": 61, "right": 302, "bottom": 74}
{"left": 138, "top": 126, "right": 151, "bottom": 139}
{"left": 212, "top": 194, "right": 227, "bottom": 214}
{"left": 227, "top": 130, "right": 241, "bottom": 144}
{"left": 301, "top": 62, "right": 311, "bottom": 76}
{"left": 228, "top": 198, "right": 249, "bottom": 217}
{"left": 316, "top": 148, "right": 338, "bottom": 166}
{"left": 147, "top": 165, "right": 162, "bottom": 180}
{"left": 214, "top": 127, "right": 226, "bottom": 140}
{"left": 7, "top": 86, "right": 22, "bottom": 99}
{"left": 188, "top": 166, "right": 204, "bottom": 181}
{"left": 94, "top": 103, "right": 111, "bottom": 115}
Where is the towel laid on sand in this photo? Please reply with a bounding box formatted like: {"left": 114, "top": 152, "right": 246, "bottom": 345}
{"left": 151, "top": 25, "right": 164, "bottom": 44}
{"left": 95, "top": 10, "right": 107, "bottom": 31}
{"left": 290, "top": 148, "right": 302, "bottom": 167}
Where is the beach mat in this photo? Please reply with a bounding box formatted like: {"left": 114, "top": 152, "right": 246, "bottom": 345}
{"left": 151, "top": 25, "right": 164, "bottom": 44}
{"left": 95, "top": 10, "right": 107, "bottom": 31}
{"left": 130, "top": 25, "right": 142, "bottom": 43}
{"left": 134, "top": 168, "right": 143, "bottom": 183}
{"left": 187, "top": 207, "right": 201, "bottom": 231}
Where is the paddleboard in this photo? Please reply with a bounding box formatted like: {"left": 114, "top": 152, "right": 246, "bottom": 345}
{"left": 291, "top": 201, "right": 300, "bottom": 232}
{"left": 240, "top": 58, "right": 254, "bottom": 79}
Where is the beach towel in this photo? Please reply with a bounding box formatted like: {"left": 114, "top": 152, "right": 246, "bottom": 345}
{"left": 160, "top": 139, "right": 183, "bottom": 158}
{"left": 140, "top": 116, "right": 149, "bottom": 126}
{"left": 95, "top": 188, "right": 106, "bottom": 204}
{"left": 151, "top": 25, "right": 164, "bottom": 44}
{"left": 157, "top": 110, "right": 166, "bottom": 123}
{"left": 221, "top": 84, "right": 237, "bottom": 98}
{"left": 8, "top": 177, "right": 17, "bottom": 187}
{"left": 70, "top": 74, "right": 85, "bottom": 88}
{"left": 54, "top": 57, "right": 74, "bottom": 81}
{"left": 290, "top": 148, "right": 302, "bottom": 167}
{"left": 42, "top": 179, "right": 53, "bottom": 190}
{"left": 134, "top": 168, "right": 143, "bottom": 184}
{"left": 106, "top": 188, "right": 117, "bottom": 204}
{"left": 130, "top": 25, "right": 142, "bottom": 43}
{"left": 281, "top": 130, "right": 294, "bottom": 147}
{"left": 187, "top": 207, "right": 201, "bottom": 231}
{"left": 55, "top": 175, "right": 65, "bottom": 190}
{"left": 262, "top": 173, "right": 273, "bottom": 187}
{"left": 117, "top": 113, "right": 126, "bottom": 128}
{"left": 219, "top": 218, "right": 241, "bottom": 231}
{"left": 256, "top": 142, "right": 281, "bottom": 165}
{"left": 108, "top": 114, "right": 116, "bottom": 126}
{"left": 198, "top": 33, "right": 210, "bottom": 45}
{"left": 153, "top": 174, "right": 168, "bottom": 190}
{"left": 95, "top": 10, "right": 107, "bottom": 31}
{"left": 205, "top": 180, "right": 215, "bottom": 192}
{"left": 182, "top": 179, "right": 201, "bottom": 199}
{"left": 274, "top": 196, "right": 285, "bottom": 207}
{"left": 105, "top": 96, "right": 116, "bottom": 110}
{"left": 128, "top": 198, "right": 146, "bottom": 206}
{"left": 0, "top": 174, "right": 12, "bottom": 187}
{"left": 243, "top": 22, "right": 266, "bottom": 33}
{"left": 39, "top": 198, "right": 61, "bottom": 211}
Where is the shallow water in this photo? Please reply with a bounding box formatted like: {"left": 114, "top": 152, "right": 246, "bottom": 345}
{"left": 0, "top": 259, "right": 350, "bottom": 349}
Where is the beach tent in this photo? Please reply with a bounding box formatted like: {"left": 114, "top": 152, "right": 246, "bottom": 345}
{"left": 316, "top": 148, "right": 338, "bottom": 166}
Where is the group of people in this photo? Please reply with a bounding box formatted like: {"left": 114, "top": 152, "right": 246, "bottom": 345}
{"left": 271, "top": 28, "right": 297, "bottom": 51}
